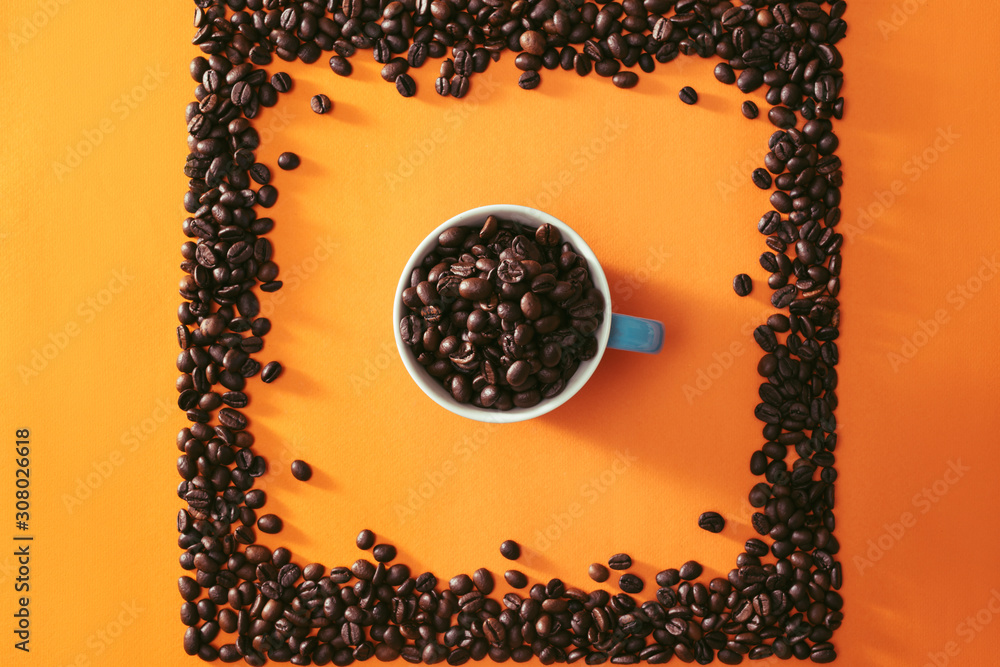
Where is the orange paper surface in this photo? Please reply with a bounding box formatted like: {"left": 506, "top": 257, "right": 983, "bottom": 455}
{"left": 1, "top": 1, "right": 999, "bottom": 666}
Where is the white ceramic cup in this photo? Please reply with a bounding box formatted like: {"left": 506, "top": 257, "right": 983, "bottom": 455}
{"left": 393, "top": 205, "right": 663, "bottom": 423}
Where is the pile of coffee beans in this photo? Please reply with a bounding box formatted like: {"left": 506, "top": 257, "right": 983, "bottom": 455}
{"left": 399, "top": 217, "right": 604, "bottom": 410}
{"left": 177, "top": 0, "right": 845, "bottom": 663}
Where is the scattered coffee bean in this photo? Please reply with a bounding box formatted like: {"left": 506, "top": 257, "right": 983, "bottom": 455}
{"left": 752, "top": 168, "right": 772, "bottom": 189}
{"left": 257, "top": 514, "right": 283, "bottom": 534}
{"left": 679, "top": 86, "right": 698, "bottom": 105}
{"left": 504, "top": 570, "right": 527, "bottom": 589}
{"left": 588, "top": 563, "right": 609, "bottom": 583}
{"left": 396, "top": 73, "right": 416, "bottom": 97}
{"left": 518, "top": 70, "right": 540, "bottom": 90}
{"left": 329, "top": 56, "right": 352, "bottom": 77}
{"left": 310, "top": 94, "right": 332, "bottom": 114}
{"left": 742, "top": 101, "right": 759, "bottom": 119}
{"left": 698, "top": 512, "right": 725, "bottom": 533}
{"left": 277, "top": 152, "right": 300, "bottom": 170}
{"left": 290, "top": 460, "right": 312, "bottom": 481}
{"left": 679, "top": 561, "right": 703, "bottom": 580}
{"left": 261, "top": 361, "right": 282, "bottom": 383}
{"left": 373, "top": 544, "right": 397, "bottom": 562}
{"left": 608, "top": 553, "right": 632, "bottom": 570}
{"left": 618, "top": 574, "right": 644, "bottom": 594}
{"left": 733, "top": 274, "right": 753, "bottom": 296}
{"left": 499, "top": 540, "right": 520, "bottom": 560}
{"left": 356, "top": 529, "right": 376, "bottom": 550}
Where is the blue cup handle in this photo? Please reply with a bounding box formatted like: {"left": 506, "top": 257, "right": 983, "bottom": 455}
{"left": 607, "top": 313, "right": 665, "bottom": 354}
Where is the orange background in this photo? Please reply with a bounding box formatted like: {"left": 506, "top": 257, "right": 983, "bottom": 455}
{"left": 2, "top": 1, "right": 999, "bottom": 666}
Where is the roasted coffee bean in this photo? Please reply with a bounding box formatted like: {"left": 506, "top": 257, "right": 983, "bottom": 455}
{"left": 698, "top": 511, "right": 725, "bottom": 533}
{"left": 277, "top": 152, "right": 300, "bottom": 170}
{"left": 618, "top": 574, "right": 643, "bottom": 594}
{"left": 291, "top": 460, "right": 312, "bottom": 481}
{"left": 742, "top": 101, "right": 759, "bottom": 119}
{"left": 733, "top": 274, "right": 753, "bottom": 296}
{"left": 500, "top": 540, "right": 521, "bottom": 560}
{"left": 373, "top": 544, "right": 397, "bottom": 562}
{"left": 589, "top": 563, "right": 610, "bottom": 582}
{"left": 261, "top": 361, "right": 282, "bottom": 383}
{"left": 679, "top": 561, "right": 703, "bottom": 580}
{"left": 257, "top": 514, "right": 283, "bottom": 534}
{"left": 473, "top": 568, "right": 494, "bottom": 594}
{"left": 271, "top": 72, "right": 292, "bottom": 92}
{"left": 612, "top": 72, "right": 639, "bottom": 89}
{"left": 518, "top": 70, "right": 540, "bottom": 90}
{"left": 679, "top": 86, "right": 698, "bottom": 105}
{"left": 395, "top": 73, "right": 416, "bottom": 97}
{"left": 329, "top": 56, "right": 352, "bottom": 77}
{"left": 310, "top": 94, "right": 332, "bottom": 114}
{"left": 504, "top": 570, "right": 528, "bottom": 589}
{"left": 357, "top": 529, "right": 376, "bottom": 550}
{"left": 752, "top": 168, "right": 772, "bottom": 189}
{"left": 608, "top": 554, "right": 631, "bottom": 570}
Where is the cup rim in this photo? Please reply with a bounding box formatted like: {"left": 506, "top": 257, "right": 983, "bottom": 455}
{"left": 393, "top": 204, "right": 612, "bottom": 423}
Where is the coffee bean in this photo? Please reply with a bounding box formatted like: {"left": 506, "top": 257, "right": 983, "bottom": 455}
{"left": 500, "top": 540, "right": 521, "bottom": 560}
{"left": 271, "top": 72, "right": 292, "bottom": 92}
{"left": 310, "top": 94, "right": 332, "bottom": 114}
{"left": 742, "top": 101, "right": 759, "bottom": 119}
{"left": 395, "top": 73, "right": 416, "bottom": 97}
{"left": 257, "top": 185, "right": 278, "bottom": 207}
{"left": 449, "top": 574, "right": 473, "bottom": 595}
{"left": 656, "top": 569, "right": 680, "bottom": 587}
{"left": 679, "top": 86, "right": 698, "bottom": 105}
{"left": 518, "top": 71, "right": 540, "bottom": 90}
{"left": 678, "top": 561, "right": 703, "bottom": 580}
{"left": 752, "top": 168, "right": 772, "bottom": 189}
{"left": 768, "top": 106, "right": 797, "bottom": 129}
{"left": 473, "top": 568, "right": 494, "bottom": 594}
{"left": 504, "top": 570, "right": 527, "bottom": 588}
{"left": 261, "top": 361, "right": 282, "bottom": 383}
{"left": 329, "top": 56, "right": 352, "bottom": 77}
{"left": 612, "top": 72, "right": 638, "bottom": 89}
{"left": 589, "top": 563, "right": 609, "bottom": 582}
{"left": 277, "top": 152, "right": 300, "bottom": 170}
{"left": 608, "top": 554, "right": 631, "bottom": 570}
{"left": 618, "top": 574, "right": 643, "bottom": 594}
{"left": 733, "top": 274, "right": 753, "bottom": 296}
{"left": 357, "top": 529, "right": 376, "bottom": 550}
{"left": 257, "top": 514, "right": 283, "bottom": 534}
{"left": 698, "top": 511, "right": 725, "bottom": 533}
{"left": 373, "top": 544, "right": 397, "bottom": 562}
{"left": 291, "top": 460, "right": 312, "bottom": 481}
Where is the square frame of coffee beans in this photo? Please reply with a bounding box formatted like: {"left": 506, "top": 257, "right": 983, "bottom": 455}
{"left": 177, "top": 1, "right": 846, "bottom": 664}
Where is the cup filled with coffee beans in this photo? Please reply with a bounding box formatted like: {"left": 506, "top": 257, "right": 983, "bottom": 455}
{"left": 394, "top": 205, "right": 664, "bottom": 423}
